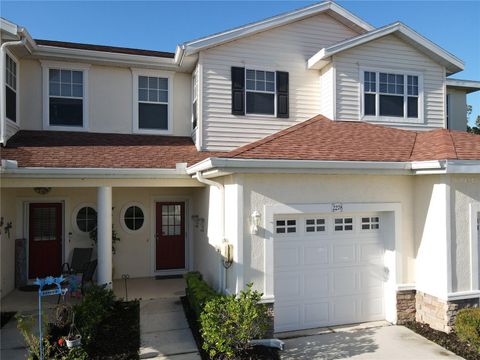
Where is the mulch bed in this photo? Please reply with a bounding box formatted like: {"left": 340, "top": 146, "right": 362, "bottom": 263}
{"left": 1, "top": 311, "right": 16, "bottom": 328}
{"left": 404, "top": 321, "right": 480, "bottom": 360}
{"left": 180, "top": 296, "right": 280, "bottom": 360}
{"left": 88, "top": 300, "right": 140, "bottom": 359}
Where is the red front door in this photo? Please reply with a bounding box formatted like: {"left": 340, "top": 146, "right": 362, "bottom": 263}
{"left": 156, "top": 202, "right": 185, "bottom": 270}
{"left": 28, "top": 203, "right": 63, "bottom": 278}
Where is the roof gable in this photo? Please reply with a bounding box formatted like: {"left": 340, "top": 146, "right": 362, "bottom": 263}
{"left": 179, "top": 1, "right": 374, "bottom": 56}
{"left": 308, "top": 22, "right": 464, "bottom": 74}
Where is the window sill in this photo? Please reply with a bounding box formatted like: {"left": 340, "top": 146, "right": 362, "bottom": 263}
{"left": 133, "top": 128, "right": 172, "bottom": 135}
{"left": 43, "top": 125, "right": 88, "bottom": 132}
{"left": 245, "top": 113, "right": 277, "bottom": 118}
{"left": 362, "top": 115, "right": 424, "bottom": 124}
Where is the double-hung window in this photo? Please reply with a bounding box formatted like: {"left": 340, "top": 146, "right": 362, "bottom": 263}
{"left": 246, "top": 69, "right": 275, "bottom": 115}
{"left": 5, "top": 53, "right": 17, "bottom": 123}
{"left": 362, "top": 70, "right": 421, "bottom": 121}
{"left": 42, "top": 61, "right": 89, "bottom": 130}
{"left": 133, "top": 70, "right": 172, "bottom": 134}
{"left": 192, "top": 72, "right": 198, "bottom": 129}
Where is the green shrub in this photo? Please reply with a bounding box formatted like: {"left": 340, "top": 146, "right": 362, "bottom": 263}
{"left": 200, "top": 283, "right": 270, "bottom": 359}
{"left": 456, "top": 308, "right": 480, "bottom": 351}
{"left": 73, "top": 285, "right": 116, "bottom": 350}
{"left": 184, "top": 272, "right": 218, "bottom": 317}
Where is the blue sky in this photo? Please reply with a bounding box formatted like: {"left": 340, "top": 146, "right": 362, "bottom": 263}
{"left": 2, "top": 1, "right": 479, "bottom": 125}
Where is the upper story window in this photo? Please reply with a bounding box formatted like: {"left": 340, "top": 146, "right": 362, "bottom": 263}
{"left": 132, "top": 69, "right": 172, "bottom": 134}
{"left": 362, "top": 70, "right": 422, "bottom": 122}
{"left": 246, "top": 69, "right": 275, "bottom": 115}
{"left": 231, "top": 67, "right": 289, "bottom": 118}
{"left": 192, "top": 72, "right": 198, "bottom": 129}
{"left": 42, "top": 61, "right": 89, "bottom": 131}
{"left": 5, "top": 53, "right": 17, "bottom": 123}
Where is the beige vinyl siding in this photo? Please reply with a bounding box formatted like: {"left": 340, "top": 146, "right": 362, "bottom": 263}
{"left": 19, "top": 59, "right": 193, "bottom": 136}
{"left": 200, "top": 13, "right": 359, "bottom": 151}
{"left": 334, "top": 34, "right": 446, "bottom": 129}
{"left": 319, "top": 63, "right": 334, "bottom": 119}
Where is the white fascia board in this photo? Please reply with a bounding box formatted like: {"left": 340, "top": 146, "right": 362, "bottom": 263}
{"left": 1, "top": 18, "right": 18, "bottom": 36}
{"left": 181, "top": 1, "right": 373, "bottom": 56}
{"left": 445, "top": 160, "right": 480, "bottom": 174}
{"left": 0, "top": 167, "right": 190, "bottom": 179}
{"left": 446, "top": 79, "right": 480, "bottom": 94}
{"left": 33, "top": 45, "right": 178, "bottom": 70}
{"left": 307, "top": 22, "right": 464, "bottom": 73}
{"left": 187, "top": 157, "right": 412, "bottom": 175}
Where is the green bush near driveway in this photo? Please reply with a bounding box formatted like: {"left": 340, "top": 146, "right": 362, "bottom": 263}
{"left": 184, "top": 271, "right": 218, "bottom": 318}
{"left": 456, "top": 308, "right": 480, "bottom": 352}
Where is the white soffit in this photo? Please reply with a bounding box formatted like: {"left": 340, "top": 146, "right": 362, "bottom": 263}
{"left": 307, "top": 22, "right": 464, "bottom": 74}
{"left": 180, "top": 1, "right": 374, "bottom": 56}
{"left": 446, "top": 79, "right": 480, "bottom": 94}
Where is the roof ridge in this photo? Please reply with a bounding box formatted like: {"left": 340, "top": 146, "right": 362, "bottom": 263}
{"left": 226, "top": 115, "right": 326, "bottom": 158}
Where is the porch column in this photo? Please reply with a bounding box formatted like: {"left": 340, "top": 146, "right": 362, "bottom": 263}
{"left": 97, "top": 186, "right": 112, "bottom": 287}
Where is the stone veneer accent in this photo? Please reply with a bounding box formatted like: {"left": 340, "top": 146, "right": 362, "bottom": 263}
{"left": 265, "top": 302, "right": 275, "bottom": 337}
{"left": 416, "top": 291, "right": 480, "bottom": 333}
{"left": 396, "top": 290, "right": 416, "bottom": 324}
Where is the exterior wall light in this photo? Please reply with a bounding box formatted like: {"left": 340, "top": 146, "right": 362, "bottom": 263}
{"left": 251, "top": 210, "right": 261, "bottom": 234}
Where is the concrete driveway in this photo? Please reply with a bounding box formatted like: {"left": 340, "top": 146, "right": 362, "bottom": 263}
{"left": 279, "top": 323, "right": 462, "bottom": 359}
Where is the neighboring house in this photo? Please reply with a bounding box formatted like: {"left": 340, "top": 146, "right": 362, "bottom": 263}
{"left": 2, "top": 1, "right": 480, "bottom": 333}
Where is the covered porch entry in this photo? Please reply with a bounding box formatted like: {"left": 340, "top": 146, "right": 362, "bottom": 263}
{"left": 0, "top": 174, "right": 206, "bottom": 299}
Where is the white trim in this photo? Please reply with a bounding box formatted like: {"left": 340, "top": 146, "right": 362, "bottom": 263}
{"left": 41, "top": 60, "right": 90, "bottom": 131}
{"left": 448, "top": 290, "right": 480, "bottom": 301}
{"left": 131, "top": 68, "right": 174, "bottom": 135}
{"left": 180, "top": 2, "right": 373, "bottom": 56}
{"left": 150, "top": 196, "right": 192, "bottom": 276}
{"left": 71, "top": 203, "right": 97, "bottom": 234}
{"left": 359, "top": 67, "right": 424, "bottom": 124}
{"left": 446, "top": 78, "right": 480, "bottom": 94}
{"left": 4, "top": 49, "right": 20, "bottom": 125}
{"left": 120, "top": 202, "right": 147, "bottom": 234}
{"left": 263, "top": 202, "right": 402, "bottom": 324}
{"left": 470, "top": 203, "right": 480, "bottom": 291}
{"left": 397, "top": 283, "right": 416, "bottom": 291}
{"left": 307, "top": 22, "right": 464, "bottom": 74}
{"left": 446, "top": 180, "right": 453, "bottom": 294}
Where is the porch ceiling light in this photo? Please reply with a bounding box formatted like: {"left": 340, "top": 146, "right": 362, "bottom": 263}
{"left": 250, "top": 211, "right": 261, "bottom": 234}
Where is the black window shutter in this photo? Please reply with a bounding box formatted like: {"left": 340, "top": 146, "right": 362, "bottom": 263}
{"left": 231, "top": 67, "right": 245, "bottom": 115}
{"left": 276, "top": 71, "right": 289, "bottom": 118}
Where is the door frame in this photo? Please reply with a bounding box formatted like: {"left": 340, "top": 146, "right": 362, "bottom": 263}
{"left": 150, "top": 196, "right": 192, "bottom": 276}
{"left": 20, "top": 198, "right": 67, "bottom": 281}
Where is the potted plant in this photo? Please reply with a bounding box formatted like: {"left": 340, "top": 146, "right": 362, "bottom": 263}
{"left": 65, "top": 314, "right": 82, "bottom": 349}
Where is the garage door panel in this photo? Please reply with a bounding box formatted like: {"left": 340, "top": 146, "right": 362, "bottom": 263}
{"left": 274, "top": 212, "right": 386, "bottom": 332}
{"left": 304, "top": 244, "right": 329, "bottom": 265}
{"left": 333, "top": 244, "right": 356, "bottom": 264}
{"left": 275, "top": 246, "right": 300, "bottom": 267}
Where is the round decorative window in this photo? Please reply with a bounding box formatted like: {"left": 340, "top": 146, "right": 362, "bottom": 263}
{"left": 123, "top": 205, "right": 145, "bottom": 231}
{"left": 76, "top": 206, "right": 97, "bottom": 232}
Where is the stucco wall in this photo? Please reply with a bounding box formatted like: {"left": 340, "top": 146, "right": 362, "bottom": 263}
{"left": 18, "top": 59, "right": 192, "bottom": 136}
{"left": 0, "top": 186, "right": 201, "bottom": 297}
{"left": 450, "top": 175, "right": 480, "bottom": 293}
{"left": 238, "top": 174, "right": 416, "bottom": 296}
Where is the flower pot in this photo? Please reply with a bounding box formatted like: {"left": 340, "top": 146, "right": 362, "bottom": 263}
{"left": 66, "top": 334, "right": 82, "bottom": 349}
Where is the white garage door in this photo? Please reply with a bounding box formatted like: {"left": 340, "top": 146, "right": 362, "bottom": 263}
{"left": 274, "top": 213, "right": 385, "bottom": 332}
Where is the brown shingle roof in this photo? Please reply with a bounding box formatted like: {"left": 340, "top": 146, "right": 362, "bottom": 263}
{"left": 35, "top": 39, "right": 175, "bottom": 59}
{"left": 224, "top": 115, "right": 480, "bottom": 162}
{"left": 1, "top": 131, "right": 217, "bottom": 169}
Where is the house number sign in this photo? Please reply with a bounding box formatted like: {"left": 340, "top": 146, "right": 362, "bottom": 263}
{"left": 331, "top": 203, "right": 343, "bottom": 212}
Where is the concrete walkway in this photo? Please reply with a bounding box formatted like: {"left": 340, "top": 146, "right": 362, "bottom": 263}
{"left": 0, "top": 316, "right": 28, "bottom": 360}
{"left": 139, "top": 298, "right": 201, "bottom": 360}
{"left": 279, "top": 323, "right": 462, "bottom": 359}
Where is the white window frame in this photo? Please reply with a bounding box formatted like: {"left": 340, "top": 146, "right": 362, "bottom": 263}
{"left": 245, "top": 67, "right": 277, "bottom": 117}
{"left": 5, "top": 49, "right": 20, "bottom": 125}
{"left": 359, "top": 66, "right": 424, "bottom": 124}
{"left": 334, "top": 217, "right": 354, "bottom": 231}
{"left": 120, "top": 202, "right": 146, "bottom": 233}
{"left": 275, "top": 218, "right": 297, "bottom": 235}
{"left": 41, "top": 60, "right": 90, "bottom": 131}
{"left": 131, "top": 68, "right": 173, "bottom": 135}
{"left": 192, "top": 69, "right": 198, "bottom": 130}
{"left": 71, "top": 203, "right": 97, "bottom": 234}
{"left": 305, "top": 218, "right": 326, "bottom": 233}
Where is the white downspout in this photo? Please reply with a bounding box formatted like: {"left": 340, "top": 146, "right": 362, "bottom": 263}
{"left": 196, "top": 171, "right": 226, "bottom": 293}
{"left": 0, "top": 37, "right": 26, "bottom": 145}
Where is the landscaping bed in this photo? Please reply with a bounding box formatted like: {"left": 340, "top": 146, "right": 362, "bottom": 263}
{"left": 404, "top": 321, "right": 479, "bottom": 360}
{"left": 181, "top": 296, "right": 279, "bottom": 360}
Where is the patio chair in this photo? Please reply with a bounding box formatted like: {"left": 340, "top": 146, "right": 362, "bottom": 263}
{"left": 61, "top": 248, "right": 93, "bottom": 275}
{"left": 81, "top": 260, "right": 97, "bottom": 295}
